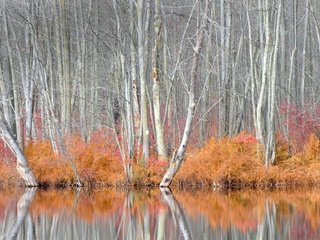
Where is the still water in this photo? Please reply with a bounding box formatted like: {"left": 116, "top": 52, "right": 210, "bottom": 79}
{"left": 0, "top": 188, "right": 320, "bottom": 240}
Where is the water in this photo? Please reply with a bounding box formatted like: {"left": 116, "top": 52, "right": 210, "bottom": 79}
{"left": 0, "top": 188, "right": 320, "bottom": 240}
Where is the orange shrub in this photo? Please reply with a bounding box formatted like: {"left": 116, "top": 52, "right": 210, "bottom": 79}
{"left": 175, "top": 133, "right": 265, "bottom": 186}
{"left": 277, "top": 134, "right": 320, "bottom": 184}
{"left": 131, "top": 155, "right": 168, "bottom": 186}
{"left": 26, "top": 141, "right": 74, "bottom": 185}
{"left": 175, "top": 132, "right": 320, "bottom": 187}
{"left": 1, "top": 130, "right": 320, "bottom": 188}
{"left": 24, "top": 135, "right": 124, "bottom": 186}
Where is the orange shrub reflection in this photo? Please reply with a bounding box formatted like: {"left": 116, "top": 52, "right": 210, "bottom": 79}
{"left": 175, "top": 189, "right": 320, "bottom": 233}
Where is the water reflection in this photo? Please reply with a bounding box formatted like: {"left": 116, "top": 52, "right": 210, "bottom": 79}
{"left": 7, "top": 188, "right": 36, "bottom": 240}
{"left": 160, "top": 188, "right": 192, "bottom": 240}
{"left": 0, "top": 188, "right": 320, "bottom": 239}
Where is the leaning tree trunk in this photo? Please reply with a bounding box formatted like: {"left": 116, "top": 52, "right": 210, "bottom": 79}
{"left": 0, "top": 114, "right": 38, "bottom": 187}
{"left": 160, "top": 0, "right": 209, "bottom": 187}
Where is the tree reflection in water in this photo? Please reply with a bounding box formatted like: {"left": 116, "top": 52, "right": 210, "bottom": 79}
{"left": 160, "top": 187, "right": 192, "bottom": 240}
{"left": 0, "top": 188, "right": 320, "bottom": 239}
{"left": 8, "top": 188, "right": 37, "bottom": 240}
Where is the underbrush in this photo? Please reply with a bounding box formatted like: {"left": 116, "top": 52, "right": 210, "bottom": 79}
{"left": 0, "top": 131, "right": 319, "bottom": 188}
{"left": 25, "top": 136, "right": 125, "bottom": 187}
{"left": 174, "top": 132, "right": 320, "bottom": 188}
{"left": 0, "top": 132, "right": 168, "bottom": 187}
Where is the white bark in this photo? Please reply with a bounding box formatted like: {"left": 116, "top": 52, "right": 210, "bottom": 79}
{"left": 160, "top": 0, "right": 209, "bottom": 187}
{"left": 2, "top": 10, "right": 22, "bottom": 147}
{"left": 218, "top": 0, "right": 225, "bottom": 138}
{"left": 137, "top": 0, "right": 150, "bottom": 162}
{"left": 129, "top": 0, "right": 141, "bottom": 157}
{"left": 0, "top": 109, "right": 38, "bottom": 186}
{"left": 265, "top": 1, "right": 282, "bottom": 166}
{"left": 256, "top": 0, "right": 271, "bottom": 146}
{"left": 153, "top": 0, "right": 167, "bottom": 160}
{"left": 246, "top": 5, "right": 257, "bottom": 133}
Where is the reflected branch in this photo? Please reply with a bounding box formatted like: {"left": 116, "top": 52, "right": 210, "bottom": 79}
{"left": 8, "top": 188, "right": 37, "bottom": 240}
{"left": 160, "top": 188, "right": 192, "bottom": 240}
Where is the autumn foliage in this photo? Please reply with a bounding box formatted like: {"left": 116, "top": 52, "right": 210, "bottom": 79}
{"left": 0, "top": 126, "right": 319, "bottom": 187}
{"left": 173, "top": 131, "right": 320, "bottom": 187}
{"left": 24, "top": 130, "right": 124, "bottom": 186}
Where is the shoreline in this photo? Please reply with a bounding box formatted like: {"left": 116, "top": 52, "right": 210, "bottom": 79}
{"left": 1, "top": 179, "right": 320, "bottom": 190}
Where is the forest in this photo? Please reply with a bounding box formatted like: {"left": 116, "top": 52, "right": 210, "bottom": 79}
{"left": 0, "top": 0, "right": 319, "bottom": 188}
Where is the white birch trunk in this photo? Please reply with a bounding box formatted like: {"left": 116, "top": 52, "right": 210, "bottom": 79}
{"left": 2, "top": 11, "right": 22, "bottom": 147}
{"left": 0, "top": 110, "right": 38, "bottom": 186}
{"left": 218, "top": 0, "right": 225, "bottom": 138}
{"left": 129, "top": 2, "right": 141, "bottom": 157}
{"left": 265, "top": 1, "right": 282, "bottom": 166}
{"left": 160, "top": 0, "right": 209, "bottom": 187}
{"left": 153, "top": 0, "right": 167, "bottom": 160}
{"left": 23, "top": 2, "right": 37, "bottom": 144}
{"left": 256, "top": 0, "right": 271, "bottom": 146}
{"left": 246, "top": 5, "right": 256, "bottom": 132}
{"left": 137, "top": 0, "right": 149, "bottom": 162}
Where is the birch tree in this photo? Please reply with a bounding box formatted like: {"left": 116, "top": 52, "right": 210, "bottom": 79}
{"left": 136, "top": 0, "right": 150, "bottom": 163}
{"left": 0, "top": 105, "right": 38, "bottom": 186}
{"left": 160, "top": 0, "right": 209, "bottom": 187}
{"left": 2, "top": 7, "right": 22, "bottom": 147}
{"left": 129, "top": 0, "right": 141, "bottom": 158}
{"left": 152, "top": 0, "right": 167, "bottom": 160}
{"left": 265, "top": 0, "right": 282, "bottom": 165}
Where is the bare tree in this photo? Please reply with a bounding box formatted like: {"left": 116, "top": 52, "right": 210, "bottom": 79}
{"left": 152, "top": 0, "right": 167, "bottom": 160}
{"left": 160, "top": 0, "right": 209, "bottom": 187}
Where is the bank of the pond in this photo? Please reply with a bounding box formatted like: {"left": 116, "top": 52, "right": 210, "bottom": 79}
{"left": 0, "top": 133, "right": 319, "bottom": 188}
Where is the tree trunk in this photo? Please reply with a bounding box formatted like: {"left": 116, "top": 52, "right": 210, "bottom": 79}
{"left": 265, "top": 1, "right": 282, "bottom": 166}
{"left": 0, "top": 112, "right": 38, "bottom": 186}
{"left": 153, "top": 0, "right": 167, "bottom": 160}
{"left": 129, "top": 1, "right": 141, "bottom": 159}
{"left": 256, "top": 0, "right": 271, "bottom": 146}
{"left": 137, "top": 0, "right": 150, "bottom": 163}
{"left": 2, "top": 11, "right": 22, "bottom": 147}
{"left": 160, "top": 0, "right": 209, "bottom": 187}
{"left": 218, "top": 0, "right": 225, "bottom": 138}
